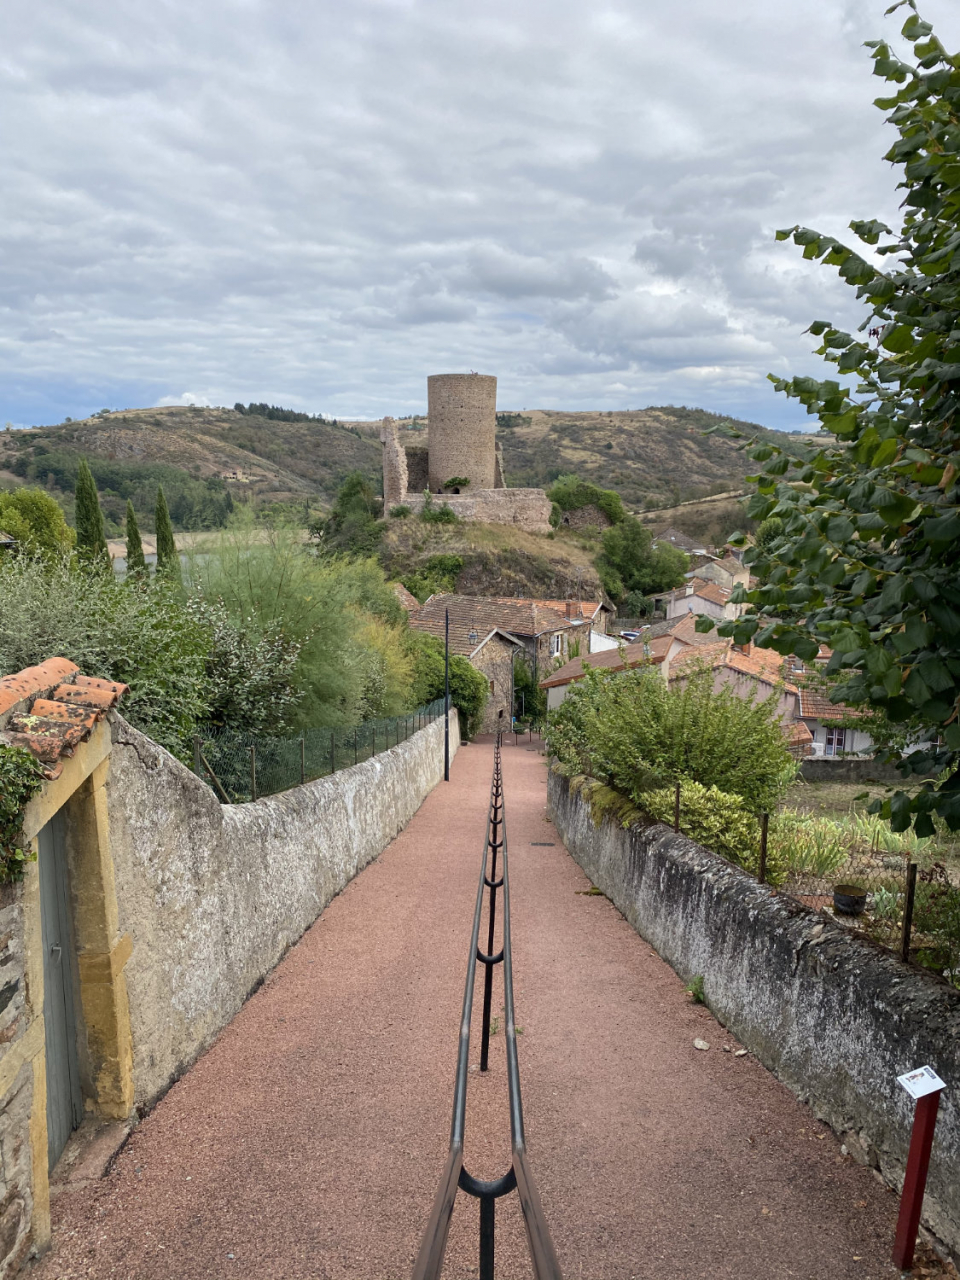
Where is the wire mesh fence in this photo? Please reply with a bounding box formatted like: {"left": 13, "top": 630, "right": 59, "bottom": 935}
{"left": 665, "top": 783, "right": 960, "bottom": 986}
{"left": 192, "top": 697, "right": 448, "bottom": 804}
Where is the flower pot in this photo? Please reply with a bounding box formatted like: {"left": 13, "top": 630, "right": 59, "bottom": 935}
{"left": 834, "top": 884, "right": 867, "bottom": 916}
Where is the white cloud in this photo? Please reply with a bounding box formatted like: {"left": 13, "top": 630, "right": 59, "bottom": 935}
{"left": 1, "top": 0, "right": 959, "bottom": 429}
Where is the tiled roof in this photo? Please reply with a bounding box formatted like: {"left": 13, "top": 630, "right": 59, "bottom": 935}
{"left": 626, "top": 614, "right": 720, "bottom": 647}
{"left": 491, "top": 597, "right": 610, "bottom": 623}
{"left": 670, "top": 640, "right": 798, "bottom": 694}
{"left": 411, "top": 594, "right": 578, "bottom": 644}
{"left": 0, "top": 658, "right": 128, "bottom": 780}
{"left": 797, "top": 687, "right": 867, "bottom": 722}
{"left": 540, "top": 636, "right": 672, "bottom": 689}
{"left": 688, "top": 579, "right": 733, "bottom": 606}
{"left": 408, "top": 606, "right": 526, "bottom": 658}
{"left": 391, "top": 582, "right": 421, "bottom": 612}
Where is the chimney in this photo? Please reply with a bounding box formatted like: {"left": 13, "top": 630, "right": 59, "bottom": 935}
{"left": 565, "top": 601, "right": 579, "bottom": 620}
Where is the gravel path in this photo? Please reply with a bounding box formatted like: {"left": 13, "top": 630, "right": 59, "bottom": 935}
{"left": 33, "top": 739, "right": 911, "bottom": 1279}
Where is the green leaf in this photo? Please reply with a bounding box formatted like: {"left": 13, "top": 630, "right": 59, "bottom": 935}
{"left": 923, "top": 512, "right": 960, "bottom": 542}
{"left": 826, "top": 515, "right": 855, "bottom": 542}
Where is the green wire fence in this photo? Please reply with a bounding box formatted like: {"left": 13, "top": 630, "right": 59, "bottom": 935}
{"left": 192, "top": 697, "right": 449, "bottom": 804}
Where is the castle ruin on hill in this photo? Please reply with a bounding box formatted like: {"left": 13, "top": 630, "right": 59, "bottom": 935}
{"left": 380, "top": 373, "right": 552, "bottom": 533}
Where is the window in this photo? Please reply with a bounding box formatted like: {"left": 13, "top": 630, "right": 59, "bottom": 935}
{"left": 825, "top": 726, "right": 846, "bottom": 757}
{"left": 489, "top": 680, "right": 495, "bottom": 695}
{"left": 550, "top": 634, "right": 562, "bottom": 657}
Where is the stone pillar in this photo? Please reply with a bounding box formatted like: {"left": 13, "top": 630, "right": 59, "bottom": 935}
{"left": 427, "top": 374, "right": 497, "bottom": 492}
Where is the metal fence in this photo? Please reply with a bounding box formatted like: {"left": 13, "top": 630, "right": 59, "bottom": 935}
{"left": 192, "top": 697, "right": 448, "bottom": 804}
{"left": 667, "top": 784, "right": 960, "bottom": 984}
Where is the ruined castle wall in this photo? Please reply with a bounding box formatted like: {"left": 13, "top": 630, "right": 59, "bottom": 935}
{"left": 404, "top": 446, "right": 429, "bottom": 494}
{"left": 401, "top": 489, "right": 552, "bottom": 534}
{"left": 427, "top": 374, "right": 497, "bottom": 492}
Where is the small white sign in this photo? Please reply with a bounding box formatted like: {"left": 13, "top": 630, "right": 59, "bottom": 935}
{"left": 898, "top": 1066, "right": 946, "bottom": 1100}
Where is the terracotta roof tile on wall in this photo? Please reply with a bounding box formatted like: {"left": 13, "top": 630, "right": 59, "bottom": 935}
{"left": 0, "top": 661, "right": 128, "bottom": 780}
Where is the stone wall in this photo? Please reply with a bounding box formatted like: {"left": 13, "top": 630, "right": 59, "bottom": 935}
{"left": 558, "top": 504, "right": 612, "bottom": 531}
{"left": 548, "top": 770, "right": 960, "bottom": 1259}
{"left": 470, "top": 636, "right": 517, "bottom": 732}
{"left": 400, "top": 489, "right": 552, "bottom": 534}
{"left": 800, "top": 757, "right": 936, "bottom": 783}
{"left": 105, "top": 709, "right": 460, "bottom": 1108}
{"left": 404, "top": 446, "right": 429, "bottom": 494}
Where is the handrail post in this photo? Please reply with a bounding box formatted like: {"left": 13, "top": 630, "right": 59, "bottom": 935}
{"left": 300, "top": 735, "right": 306, "bottom": 785}
{"left": 479, "top": 1195, "right": 495, "bottom": 1280}
{"left": 249, "top": 745, "right": 257, "bottom": 802}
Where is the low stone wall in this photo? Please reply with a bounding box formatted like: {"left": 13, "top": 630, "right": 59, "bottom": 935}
{"left": 800, "top": 756, "right": 935, "bottom": 783}
{"left": 548, "top": 770, "right": 960, "bottom": 1258}
{"left": 106, "top": 710, "right": 460, "bottom": 1108}
{"left": 399, "top": 489, "right": 552, "bottom": 533}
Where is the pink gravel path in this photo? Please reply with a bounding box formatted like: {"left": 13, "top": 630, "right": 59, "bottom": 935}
{"left": 33, "top": 740, "right": 909, "bottom": 1280}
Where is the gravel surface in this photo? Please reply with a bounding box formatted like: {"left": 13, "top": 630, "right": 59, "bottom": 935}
{"left": 31, "top": 740, "right": 924, "bottom": 1278}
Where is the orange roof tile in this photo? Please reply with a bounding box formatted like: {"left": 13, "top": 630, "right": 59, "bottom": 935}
{"left": 670, "top": 640, "right": 798, "bottom": 694}
{"left": 0, "top": 658, "right": 80, "bottom": 718}
{"left": 0, "top": 660, "right": 128, "bottom": 779}
{"left": 540, "top": 636, "right": 671, "bottom": 689}
{"left": 797, "top": 686, "right": 868, "bottom": 722}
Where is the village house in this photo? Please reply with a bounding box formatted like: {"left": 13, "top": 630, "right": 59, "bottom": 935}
{"left": 656, "top": 577, "right": 743, "bottom": 623}
{"left": 409, "top": 594, "right": 590, "bottom": 731}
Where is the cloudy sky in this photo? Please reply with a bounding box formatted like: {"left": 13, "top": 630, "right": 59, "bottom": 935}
{"left": 3, "top": 0, "right": 959, "bottom": 430}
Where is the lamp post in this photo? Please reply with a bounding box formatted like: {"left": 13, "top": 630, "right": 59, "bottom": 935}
{"left": 444, "top": 607, "right": 450, "bottom": 782}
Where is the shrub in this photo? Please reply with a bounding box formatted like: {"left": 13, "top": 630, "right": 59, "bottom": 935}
{"left": 0, "top": 554, "right": 208, "bottom": 757}
{"left": 546, "top": 664, "right": 795, "bottom": 815}
{"left": 419, "top": 492, "right": 460, "bottom": 525}
{"left": 0, "top": 488, "right": 75, "bottom": 557}
{"left": 408, "top": 632, "right": 489, "bottom": 737}
{"left": 547, "top": 474, "right": 624, "bottom": 524}
{"left": 389, "top": 505, "right": 412, "bottom": 519}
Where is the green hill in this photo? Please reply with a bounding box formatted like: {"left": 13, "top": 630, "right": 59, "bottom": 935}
{"left": 0, "top": 401, "right": 805, "bottom": 534}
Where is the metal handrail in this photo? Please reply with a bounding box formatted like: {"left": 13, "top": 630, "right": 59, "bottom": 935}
{"left": 412, "top": 736, "right": 562, "bottom": 1280}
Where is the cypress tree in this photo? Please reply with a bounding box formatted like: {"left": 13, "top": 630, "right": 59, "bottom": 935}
{"left": 154, "top": 486, "right": 181, "bottom": 584}
{"left": 74, "top": 459, "right": 109, "bottom": 566}
{"left": 124, "top": 500, "right": 147, "bottom": 578}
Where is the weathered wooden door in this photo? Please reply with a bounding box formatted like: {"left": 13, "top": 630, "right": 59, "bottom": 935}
{"left": 38, "top": 809, "right": 83, "bottom": 1170}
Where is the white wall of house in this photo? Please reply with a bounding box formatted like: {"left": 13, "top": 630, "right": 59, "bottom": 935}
{"left": 804, "top": 721, "right": 874, "bottom": 757}
{"left": 589, "top": 631, "right": 621, "bottom": 653}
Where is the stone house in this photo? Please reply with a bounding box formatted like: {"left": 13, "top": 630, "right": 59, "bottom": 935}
{"left": 491, "top": 597, "right": 614, "bottom": 638}
{"left": 410, "top": 594, "right": 590, "bottom": 727}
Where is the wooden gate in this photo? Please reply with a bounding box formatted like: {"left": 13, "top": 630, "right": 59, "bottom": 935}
{"left": 38, "top": 808, "right": 83, "bottom": 1170}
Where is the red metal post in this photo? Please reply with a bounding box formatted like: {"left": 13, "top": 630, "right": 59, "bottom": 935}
{"left": 892, "top": 1088, "right": 942, "bottom": 1271}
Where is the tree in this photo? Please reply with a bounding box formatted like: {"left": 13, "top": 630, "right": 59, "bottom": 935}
{"left": 701, "top": 4, "right": 960, "bottom": 836}
{"left": 313, "top": 471, "right": 383, "bottom": 555}
{"left": 0, "top": 488, "right": 75, "bottom": 556}
{"left": 596, "top": 516, "right": 688, "bottom": 604}
{"left": 408, "top": 632, "right": 489, "bottom": 738}
{"left": 155, "top": 486, "right": 181, "bottom": 584}
{"left": 546, "top": 474, "right": 625, "bottom": 524}
{"left": 124, "top": 500, "right": 147, "bottom": 578}
{"left": 74, "top": 459, "right": 109, "bottom": 565}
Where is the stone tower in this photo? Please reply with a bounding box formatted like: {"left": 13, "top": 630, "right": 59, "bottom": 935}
{"left": 427, "top": 373, "right": 497, "bottom": 492}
